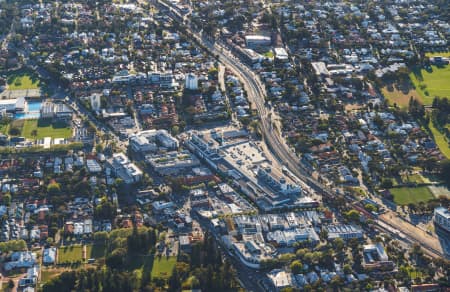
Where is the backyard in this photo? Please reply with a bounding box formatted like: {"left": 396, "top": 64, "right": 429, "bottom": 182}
{"left": 389, "top": 186, "right": 434, "bottom": 205}
{"left": 7, "top": 72, "right": 40, "bottom": 90}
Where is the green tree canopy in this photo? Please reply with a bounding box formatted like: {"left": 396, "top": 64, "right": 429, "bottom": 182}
{"left": 290, "top": 260, "right": 303, "bottom": 274}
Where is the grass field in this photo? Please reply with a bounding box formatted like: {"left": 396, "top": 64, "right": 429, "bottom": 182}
{"left": 8, "top": 119, "right": 25, "bottom": 136}
{"left": 41, "top": 268, "right": 65, "bottom": 283}
{"left": 151, "top": 256, "right": 176, "bottom": 279}
{"left": 381, "top": 84, "right": 422, "bottom": 108}
{"left": 0, "top": 122, "right": 9, "bottom": 134}
{"left": 6, "top": 119, "right": 72, "bottom": 139}
{"left": 428, "top": 120, "right": 450, "bottom": 159}
{"left": 22, "top": 119, "right": 72, "bottom": 139}
{"left": 390, "top": 186, "right": 434, "bottom": 205}
{"left": 401, "top": 173, "right": 426, "bottom": 184}
{"left": 426, "top": 52, "right": 450, "bottom": 58}
{"left": 410, "top": 65, "right": 450, "bottom": 104}
{"left": 7, "top": 73, "right": 40, "bottom": 90}
{"left": 58, "top": 245, "right": 84, "bottom": 264}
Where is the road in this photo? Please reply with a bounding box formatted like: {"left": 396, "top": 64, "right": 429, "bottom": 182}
{"left": 156, "top": 0, "right": 446, "bottom": 260}
{"left": 194, "top": 214, "right": 267, "bottom": 292}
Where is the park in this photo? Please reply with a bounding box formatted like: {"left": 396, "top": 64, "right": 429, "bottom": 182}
{"left": 389, "top": 186, "right": 435, "bottom": 205}
{"left": 6, "top": 71, "right": 40, "bottom": 90}
{"left": 3, "top": 118, "right": 72, "bottom": 140}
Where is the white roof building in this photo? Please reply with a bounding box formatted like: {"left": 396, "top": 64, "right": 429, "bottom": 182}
{"left": 274, "top": 48, "right": 289, "bottom": 61}
{"left": 267, "top": 269, "right": 293, "bottom": 290}
{"left": 185, "top": 73, "right": 198, "bottom": 90}
{"left": 325, "top": 224, "right": 363, "bottom": 240}
{"left": 5, "top": 251, "right": 37, "bottom": 271}
{"left": 86, "top": 159, "right": 102, "bottom": 173}
{"left": 245, "top": 35, "right": 271, "bottom": 47}
{"left": 43, "top": 247, "right": 56, "bottom": 264}
{"left": 434, "top": 207, "right": 450, "bottom": 232}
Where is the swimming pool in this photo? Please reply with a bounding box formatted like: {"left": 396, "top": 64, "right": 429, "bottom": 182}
{"left": 14, "top": 112, "right": 41, "bottom": 119}
{"left": 27, "top": 101, "right": 42, "bottom": 112}
{"left": 14, "top": 101, "right": 42, "bottom": 120}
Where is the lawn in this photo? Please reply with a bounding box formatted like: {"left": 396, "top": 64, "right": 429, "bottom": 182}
{"left": 58, "top": 245, "right": 83, "bottom": 264}
{"left": 425, "top": 52, "right": 450, "bottom": 58}
{"left": 410, "top": 65, "right": 450, "bottom": 104}
{"left": 381, "top": 84, "right": 422, "bottom": 108}
{"left": 41, "top": 268, "right": 65, "bottom": 283}
{"left": 0, "top": 122, "right": 9, "bottom": 134}
{"left": 263, "top": 51, "right": 274, "bottom": 58}
{"left": 7, "top": 73, "right": 40, "bottom": 90}
{"left": 389, "top": 186, "right": 434, "bottom": 205}
{"left": 22, "top": 119, "right": 72, "bottom": 139}
{"left": 151, "top": 256, "right": 177, "bottom": 280}
{"left": 7, "top": 119, "right": 25, "bottom": 136}
{"left": 345, "top": 186, "right": 367, "bottom": 197}
{"left": 428, "top": 119, "right": 450, "bottom": 159}
{"left": 401, "top": 173, "right": 426, "bottom": 184}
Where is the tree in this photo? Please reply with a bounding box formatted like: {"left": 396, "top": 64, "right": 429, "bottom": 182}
{"left": 93, "top": 231, "right": 110, "bottom": 243}
{"left": 2, "top": 192, "right": 11, "bottom": 206}
{"left": 290, "top": 260, "right": 303, "bottom": 274}
{"left": 319, "top": 228, "right": 328, "bottom": 241}
{"left": 95, "top": 143, "right": 104, "bottom": 153}
{"left": 182, "top": 275, "right": 200, "bottom": 290}
{"left": 408, "top": 97, "right": 425, "bottom": 120}
{"left": 106, "top": 248, "right": 127, "bottom": 269}
{"left": 43, "top": 268, "right": 136, "bottom": 292}
{"left": 344, "top": 209, "right": 360, "bottom": 222}
{"left": 373, "top": 114, "right": 384, "bottom": 129}
{"left": 9, "top": 127, "right": 20, "bottom": 136}
{"left": 330, "top": 276, "right": 344, "bottom": 289}
{"left": 31, "top": 129, "right": 38, "bottom": 137}
{"left": 0, "top": 239, "right": 27, "bottom": 253}
{"left": 365, "top": 204, "right": 377, "bottom": 213}
{"left": 439, "top": 160, "right": 450, "bottom": 188}
{"left": 95, "top": 200, "right": 117, "bottom": 221}
{"left": 171, "top": 125, "right": 180, "bottom": 136}
{"left": 114, "top": 178, "right": 124, "bottom": 188}
{"left": 168, "top": 266, "right": 182, "bottom": 292}
{"left": 47, "top": 182, "right": 61, "bottom": 195}
{"left": 8, "top": 279, "right": 14, "bottom": 289}
{"left": 343, "top": 264, "right": 352, "bottom": 274}
{"left": 333, "top": 238, "right": 345, "bottom": 251}
{"left": 380, "top": 178, "right": 393, "bottom": 189}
